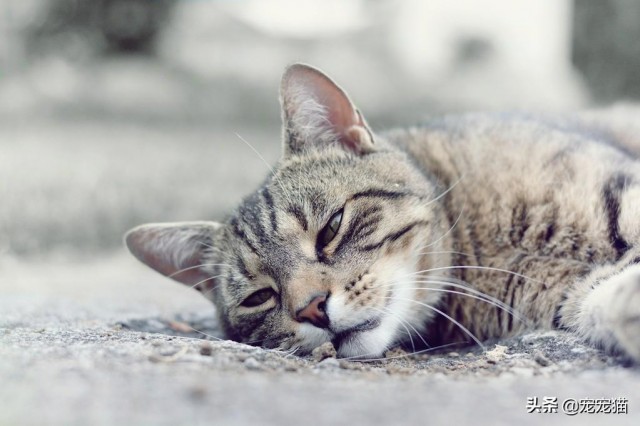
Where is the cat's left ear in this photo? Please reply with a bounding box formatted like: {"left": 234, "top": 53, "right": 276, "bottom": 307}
{"left": 125, "top": 221, "right": 223, "bottom": 290}
{"left": 280, "top": 63, "right": 375, "bottom": 156}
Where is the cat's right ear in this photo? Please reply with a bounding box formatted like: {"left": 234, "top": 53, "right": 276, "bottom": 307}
{"left": 125, "top": 222, "right": 223, "bottom": 290}
{"left": 280, "top": 63, "right": 375, "bottom": 156}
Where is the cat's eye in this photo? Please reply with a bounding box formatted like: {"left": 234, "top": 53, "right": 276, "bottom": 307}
{"left": 241, "top": 288, "right": 276, "bottom": 308}
{"left": 318, "top": 209, "right": 343, "bottom": 248}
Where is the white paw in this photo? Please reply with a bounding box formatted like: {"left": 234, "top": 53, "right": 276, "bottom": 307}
{"left": 586, "top": 266, "right": 640, "bottom": 361}
{"left": 610, "top": 272, "right": 640, "bottom": 361}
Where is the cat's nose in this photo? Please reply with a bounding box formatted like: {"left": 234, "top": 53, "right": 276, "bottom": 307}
{"left": 296, "top": 294, "right": 330, "bottom": 329}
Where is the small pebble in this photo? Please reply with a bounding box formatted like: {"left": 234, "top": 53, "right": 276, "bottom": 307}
{"left": 448, "top": 352, "right": 460, "bottom": 358}
{"left": 312, "top": 342, "right": 337, "bottom": 362}
{"left": 384, "top": 347, "right": 408, "bottom": 359}
{"left": 244, "top": 357, "right": 262, "bottom": 370}
{"left": 199, "top": 343, "right": 213, "bottom": 356}
{"left": 533, "top": 350, "right": 551, "bottom": 366}
{"left": 485, "top": 344, "right": 508, "bottom": 363}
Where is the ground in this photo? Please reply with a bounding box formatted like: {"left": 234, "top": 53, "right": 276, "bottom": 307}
{"left": 1, "top": 254, "right": 639, "bottom": 426}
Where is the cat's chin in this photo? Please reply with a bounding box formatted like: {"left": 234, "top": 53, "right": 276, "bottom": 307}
{"left": 334, "top": 320, "right": 398, "bottom": 359}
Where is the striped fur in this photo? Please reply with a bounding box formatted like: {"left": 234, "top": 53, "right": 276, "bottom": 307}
{"left": 126, "top": 65, "right": 640, "bottom": 361}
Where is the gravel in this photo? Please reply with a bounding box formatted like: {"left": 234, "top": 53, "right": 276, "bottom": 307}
{"left": 1, "top": 254, "right": 639, "bottom": 426}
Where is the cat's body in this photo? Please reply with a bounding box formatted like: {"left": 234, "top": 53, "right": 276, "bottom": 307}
{"left": 388, "top": 112, "right": 640, "bottom": 353}
{"left": 126, "top": 64, "right": 640, "bottom": 361}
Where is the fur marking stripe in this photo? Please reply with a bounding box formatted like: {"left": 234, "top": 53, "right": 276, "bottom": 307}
{"left": 352, "top": 189, "right": 409, "bottom": 201}
{"left": 287, "top": 205, "right": 308, "bottom": 231}
{"left": 602, "top": 173, "right": 631, "bottom": 259}
{"left": 236, "top": 257, "right": 251, "bottom": 280}
{"left": 552, "top": 293, "right": 568, "bottom": 330}
{"left": 262, "top": 187, "right": 278, "bottom": 233}
{"left": 507, "top": 277, "right": 523, "bottom": 332}
{"left": 331, "top": 205, "right": 382, "bottom": 255}
{"left": 496, "top": 253, "right": 525, "bottom": 332}
{"left": 230, "top": 218, "right": 259, "bottom": 254}
{"left": 332, "top": 211, "right": 366, "bottom": 255}
{"left": 359, "top": 221, "right": 429, "bottom": 251}
{"left": 335, "top": 206, "right": 382, "bottom": 253}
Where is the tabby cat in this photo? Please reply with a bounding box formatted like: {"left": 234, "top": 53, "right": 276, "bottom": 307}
{"left": 126, "top": 64, "right": 640, "bottom": 361}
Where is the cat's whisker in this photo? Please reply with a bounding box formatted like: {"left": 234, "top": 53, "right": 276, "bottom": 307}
{"left": 423, "top": 173, "right": 465, "bottom": 208}
{"left": 197, "top": 240, "right": 218, "bottom": 250}
{"left": 372, "top": 304, "right": 431, "bottom": 349}
{"left": 199, "top": 283, "right": 220, "bottom": 297}
{"left": 425, "top": 273, "right": 525, "bottom": 310}
{"left": 368, "top": 306, "right": 416, "bottom": 353}
{"left": 380, "top": 266, "right": 530, "bottom": 327}
{"left": 281, "top": 346, "right": 300, "bottom": 359}
{"left": 337, "top": 346, "right": 391, "bottom": 361}
{"left": 198, "top": 241, "right": 230, "bottom": 256}
{"left": 383, "top": 295, "right": 485, "bottom": 350}
{"left": 420, "top": 281, "right": 524, "bottom": 323}
{"left": 403, "top": 265, "right": 550, "bottom": 287}
{"left": 167, "top": 263, "right": 233, "bottom": 279}
{"left": 182, "top": 325, "right": 225, "bottom": 342}
{"left": 418, "top": 201, "right": 465, "bottom": 251}
{"left": 381, "top": 273, "right": 501, "bottom": 304}
{"left": 364, "top": 341, "right": 470, "bottom": 362}
{"left": 396, "top": 284, "right": 526, "bottom": 325}
{"left": 417, "top": 250, "right": 483, "bottom": 261}
{"left": 339, "top": 341, "right": 466, "bottom": 362}
{"left": 186, "top": 274, "right": 226, "bottom": 291}
{"left": 235, "top": 132, "right": 293, "bottom": 202}
{"left": 359, "top": 341, "right": 469, "bottom": 362}
{"left": 377, "top": 277, "right": 527, "bottom": 325}
{"left": 153, "top": 323, "right": 293, "bottom": 355}
{"left": 264, "top": 346, "right": 299, "bottom": 356}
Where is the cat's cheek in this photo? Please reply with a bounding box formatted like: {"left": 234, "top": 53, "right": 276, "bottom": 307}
{"left": 382, "top": 265, "right": 443, "bottom": 338}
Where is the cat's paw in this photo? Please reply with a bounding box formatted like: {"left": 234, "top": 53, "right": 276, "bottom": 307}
{"left": 585, "top": 265, "right": 640, "bottom": 361}
{"left": 609, "top": 270, "right": 640, "bottom": 361}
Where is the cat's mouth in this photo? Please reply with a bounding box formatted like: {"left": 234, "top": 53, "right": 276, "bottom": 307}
{"left": 330, "top": 317, "right": 381, "bottom": 351}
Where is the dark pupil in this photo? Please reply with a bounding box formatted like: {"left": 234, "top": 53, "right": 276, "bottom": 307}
{"left": 319, "top": 210, "right": 343, "bottom": 247}
{"left": 242, "top": 289, "right": 273, "bottom": 307}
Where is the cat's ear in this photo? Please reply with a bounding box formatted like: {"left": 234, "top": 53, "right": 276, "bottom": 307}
{"left": 280, "top": 63, "right": 375, "bottom": 156}
{"left": 125, "top": 221, "right": 223, "bottom": 288}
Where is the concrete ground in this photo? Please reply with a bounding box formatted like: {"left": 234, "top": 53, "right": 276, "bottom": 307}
{"left": 1, "top": 253, "right": 639, "bottom": 426}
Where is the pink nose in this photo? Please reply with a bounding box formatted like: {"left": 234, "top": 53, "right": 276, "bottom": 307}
{"left": 296, "top": 294, "right": 330, "bottom": 329}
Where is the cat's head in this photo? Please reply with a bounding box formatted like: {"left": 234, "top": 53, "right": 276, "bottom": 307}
{"left": 126, "top": 64, "right": 450, "bottom": 358}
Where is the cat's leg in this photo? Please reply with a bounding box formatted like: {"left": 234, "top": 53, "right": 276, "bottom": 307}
{"left": 557, "top": 255, "right": 640, "bottom": 361}
{"left": 554, "top": 168, "right": 640, "bottom": 361}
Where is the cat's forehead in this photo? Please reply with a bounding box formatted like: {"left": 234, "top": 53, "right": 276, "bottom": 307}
{"left": 279, "top": 149, "right": 358, "bottom": 181}
{"left": 274, "top": 148, "right": 398, "bottom": 195}
{"left": 237, "top": 151, "right": 355, "bottom": 216}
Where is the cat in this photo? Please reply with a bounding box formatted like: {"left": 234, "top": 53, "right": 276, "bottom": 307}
{"left": 125, "top": 63, "right": 640, "bottom": 361}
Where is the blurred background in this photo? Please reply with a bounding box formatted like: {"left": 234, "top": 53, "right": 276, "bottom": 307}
{"left": 1, "top": 0, "right": 640, "bottom": 261}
